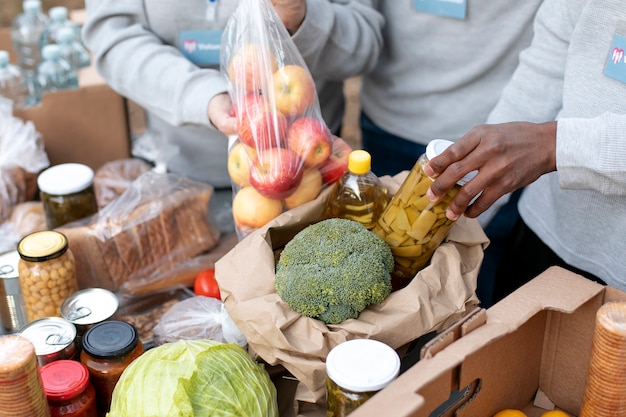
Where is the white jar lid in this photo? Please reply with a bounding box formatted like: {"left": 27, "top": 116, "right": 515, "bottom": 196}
{"left": 326, "top": 339, "right": 400, "bottom": 392}
{"left": 426, "top": 139, "right": 477, "bottom": 185}
{"left": 37, "top": 163, "right": 94, "bottom": 195}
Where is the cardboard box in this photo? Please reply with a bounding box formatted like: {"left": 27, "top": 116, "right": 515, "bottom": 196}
{"left": 351, "top": 267, "right": 624, "bottom": 417}
{"left": 0, "top": 27, "right": 131, "bottom": 171}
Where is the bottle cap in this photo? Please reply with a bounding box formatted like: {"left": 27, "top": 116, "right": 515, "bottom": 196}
{"left": 425, "top": 139, "right": 477, "bottom": 185}
{"left": 23, "top": 0, "right": 41, "bottom": 14}
{"left": 48, "top": 6, "right": 68, "bottom": 21}
{"left": 57, "top": 27, "right": 75, "bottom": 44}
{"left": 0, "top": 51, "right": 8, "bottom": 67}
{"left": 326, "top": 339, "right": 400, "bottom": 392}
{"left": 41, "top": 44, "right": 60, "bottom": 61}
{"left": 37, "top": 163, "right": 95, "bottom": 196}
{"left": 17, "top": 230, "right": 68, "bottom": 262}
{"left": 82, "top": 321, "right": 139, "bottom": 359}
{"left": 40, "top": 360, "right": 90, "bottom": 401}
{"left": 347, "top": 150, "right": 372, "bottom": 175}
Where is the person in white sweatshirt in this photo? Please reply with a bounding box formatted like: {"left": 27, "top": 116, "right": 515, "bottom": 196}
{"left": 424, "top": 0, "right": 626, "bottom": 299}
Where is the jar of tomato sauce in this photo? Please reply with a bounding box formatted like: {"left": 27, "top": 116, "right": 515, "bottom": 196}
{"left": 80, "top": 320, "right": 143, "bottom": 415}
{"left": 40, "top": 360, "right": 97, "bottom": 417}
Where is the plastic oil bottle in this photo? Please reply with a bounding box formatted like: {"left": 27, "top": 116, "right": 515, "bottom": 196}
{"left": 324, "top": 149, "right": 387, "bottom": 230}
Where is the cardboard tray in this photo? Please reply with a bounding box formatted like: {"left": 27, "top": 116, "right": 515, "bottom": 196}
{"left": 351, "top": 266, "right": 622, "bottom": 417}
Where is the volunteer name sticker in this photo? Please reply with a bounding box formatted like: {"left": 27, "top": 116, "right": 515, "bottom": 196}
{"left": 179, "top": 30, "right": 223, "bottom": 66}
{"left": 413, "top": 0, "right": 467, "bottom": 20}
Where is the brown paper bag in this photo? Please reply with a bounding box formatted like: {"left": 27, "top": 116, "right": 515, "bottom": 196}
{"left": 216, "top": 172, "right": 489, "bottom": 412}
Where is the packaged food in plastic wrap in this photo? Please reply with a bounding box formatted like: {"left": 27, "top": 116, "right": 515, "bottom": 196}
{"left": 93, "top": 158, "right": 152, "bottom": 208}
{"left": 221, "top": 0, "right": 351, "bottom": 239}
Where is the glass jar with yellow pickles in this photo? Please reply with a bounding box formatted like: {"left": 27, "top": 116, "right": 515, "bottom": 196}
{"left": 371, "top": 139, "right": 476, "bottom": 289}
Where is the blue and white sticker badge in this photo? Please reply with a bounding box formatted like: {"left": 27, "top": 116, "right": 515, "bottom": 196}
{"left": 413, "top": 0, "right": 467, "bottom": 20}
{"left": 178, "top": 0, "right": 223, "bottom": 67}
{"left": 605, "top": 29, "right": 626, "bottom": 84}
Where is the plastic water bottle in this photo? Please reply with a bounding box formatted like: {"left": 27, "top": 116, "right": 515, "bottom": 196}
{"left": 0, "top": 50, "right": 29, "bottom": 110}
{"left": 35, "top": 44, "right": 78, "bottom": 98}
{"left": 56, "top": 27, "right": 91, "bottom": 71}
{"left": 42, "top": 6, "right": 81, "bottom": 46}
{"left": 10, "top": 0, "right": 49, "bottom": 78}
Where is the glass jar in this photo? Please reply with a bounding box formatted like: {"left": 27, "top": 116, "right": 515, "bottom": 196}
{"left": 371, "top": 139, "right": 476, "bottom": 289}
{"left": 0, "top": 334, "right": 51, "bottom": 417}
{"left": 324, "top": 150, "right": 387, "bottom": 230}
{"left": 40, "top": 360, "right": 98, "bottom": 417}
{"left": 80, "top": 320, "right": 143, "bottom": 414}
{"left": 38, "top": 163, "right": 99, "bottom": 229}
{"left": 17, "top": 230, "right": 78, "bottom": 322}
{"left": 326, "top": 339, "right": 400, "bottom": 417}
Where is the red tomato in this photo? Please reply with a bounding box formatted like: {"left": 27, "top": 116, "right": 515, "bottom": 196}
{"left": 193, "top": 268, "right": 221, "bottom": 299}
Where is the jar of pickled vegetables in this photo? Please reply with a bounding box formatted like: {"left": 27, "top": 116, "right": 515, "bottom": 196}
{"left": 371, "top": 139, "right": 476, "bottom": 289}
{"left": 326, "top": 339, "right": 400, "bottom": 417}
{"left": 17, "top": 230, "right": 79, "bottom": 322}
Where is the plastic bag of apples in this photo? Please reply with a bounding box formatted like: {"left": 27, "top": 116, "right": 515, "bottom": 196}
{"left": 221, "top": 0, "right": 352, "bottom": 240}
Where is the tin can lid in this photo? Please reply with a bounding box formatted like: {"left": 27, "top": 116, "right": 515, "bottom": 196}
{"left": 37, "top": 163, "right": 94, "bottom": 196}
{"left": 425, "top": 139, "right": 477, "bottom": 186}
{"left": 61, "top": 288, "right": 119, "bottom": 325}
{"left": 82, "top": 320, "right": 139, "bottom": 359}
{"left": 17, "top": 231, "right": 68, "bottom": 262}
{"left": 326, "top": 339, "right": 400, "bottom": 393}
{"left": 19, "top": 317, "right": 76, "bottom": 355}
{"left": 0, "top": 250, "right": 20, "bottom": 280}
{"left": 40, "top": 360, "right": 90, "bottom": 401}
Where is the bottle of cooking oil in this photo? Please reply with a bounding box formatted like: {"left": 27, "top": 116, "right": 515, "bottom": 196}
{"left": 324, "top": 150, "right": 387, "bottom": 229}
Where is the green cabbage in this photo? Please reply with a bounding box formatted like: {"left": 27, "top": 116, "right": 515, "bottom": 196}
{"left": 107, "top": 339, "right": 279, "bottom": 417}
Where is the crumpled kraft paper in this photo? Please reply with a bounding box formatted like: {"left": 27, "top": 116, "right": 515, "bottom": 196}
{"left": 215, "top": 172, "right": 489, "bottom": 412}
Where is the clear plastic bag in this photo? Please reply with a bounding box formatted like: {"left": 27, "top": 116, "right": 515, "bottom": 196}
{"left": 221, "top": 0, "right": 351, "bottom": 239}
{"left": 153, "top": 296, "right": 247, "bottom": 348}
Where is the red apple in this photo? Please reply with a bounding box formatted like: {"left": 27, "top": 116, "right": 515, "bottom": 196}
{"left": 286, "top": 117, "right": 332, "bottom": 167}
{"left": 284, "top": 167, "right": 323, "bottom": 209}
{"left": 231, "top": 92, "right": 265, "bottom": 118}
{"left": 272, "top": 64, "right": 316, "bottom": 118}
{"left": 238, "top": 101, "right": 288, "bottom": 150}
{"left": 227, "top": 141, "right": 257, "bottom": 187}
{"left": 319, "top": 137, "right": 352, "bottom": 184}
{"left": 232, "top": 186, "right": 283, "bottom": 231}
{"left": 250, "top": 147, "right": 304, "bottom": 200}
{"left": 228, "top": 43, "right": 277, "bottom": 93}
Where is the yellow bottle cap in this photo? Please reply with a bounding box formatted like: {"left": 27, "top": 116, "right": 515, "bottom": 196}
{"left": 348, "top": 150, "right": 371, "bottom": 175}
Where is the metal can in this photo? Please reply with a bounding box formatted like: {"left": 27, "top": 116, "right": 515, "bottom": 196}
{"left": 38, "top": 163, "right": 99, "bottom": 229}
{"left": 326, "top": 339, "right": 400, "bottom": 417}
{"left": 0, "top": 250, "right": 28, "bottom": 333}
{"left": 371, "top": 139, "right": 477, "bottom": 289}
{"left": 17, "top": 230, "right": 79, "bottom": 322}
{"left": 61, "top": 288, "right": 119, "bottom": 349}
{"left": 19, "top": 316, "right": 78, "bottom": 366}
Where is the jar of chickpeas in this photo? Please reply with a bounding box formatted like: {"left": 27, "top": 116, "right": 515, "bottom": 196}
{"left": 371, "top": 139, "right": 476, "bottom": 290}
{"left": 17, "top": 231, "right": 78, "bottom": 322}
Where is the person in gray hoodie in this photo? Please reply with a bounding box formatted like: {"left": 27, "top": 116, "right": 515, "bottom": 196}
{"left": 424, "top": 0, "right": 626, "bottom": 298}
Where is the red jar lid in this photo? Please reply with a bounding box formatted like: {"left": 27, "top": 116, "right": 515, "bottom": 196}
{"left": 40, "top": 359, "right": 90, "bottom": 401}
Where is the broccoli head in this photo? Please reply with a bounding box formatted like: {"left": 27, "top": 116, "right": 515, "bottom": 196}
{"left": 274, "top": 218, "right": 394, "bottom": 324}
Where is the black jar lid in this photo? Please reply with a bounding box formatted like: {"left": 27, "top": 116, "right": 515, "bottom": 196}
{"left": 82, "top": 320, "right": 139, "bottom": 359}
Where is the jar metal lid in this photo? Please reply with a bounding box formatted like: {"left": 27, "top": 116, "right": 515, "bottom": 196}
{"left": 40, "top": 359, "right": 90, "bottom": 401}
{"left": 17, "top": 230, "right": 68, "bottom": 262}
{"left": 19, "top": 317, "right": 76, "bottom": 355}
{"left": 61, "top": 288, "right": 119, "bottom": 325}
{"left": 37, "top": 163, "right": 94, "bottom": 196}
{"left": 326, "top": 339, "right": 400, "bottom": 393}
{"left": 425, "top": 139, "right": 477, "bottom": 186}
{"left": 0, "top": 250, "right": 20, "bottom": 280}
{"left": 82, "top": 320, "right": 139, "bottom": 359}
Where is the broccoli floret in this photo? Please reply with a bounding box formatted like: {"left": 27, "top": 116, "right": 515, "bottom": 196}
{"left": 274, "top": 218, "right": 394, "bottom": 324}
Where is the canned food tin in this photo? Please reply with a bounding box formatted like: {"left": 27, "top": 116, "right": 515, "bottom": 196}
{"left": 0, "top": 250, "right": 28, "bottom": 333}
{"left": 38, "top": 163, "right": 99, "bottom": 229}
{"left": 19, "top": 317, "right": 78, "bottom": 366}
{"left": 61, "top": 288, "right": 119, "bottom": 342}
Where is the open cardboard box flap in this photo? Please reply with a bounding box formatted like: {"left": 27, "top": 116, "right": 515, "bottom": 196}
{"left": 352, "top": 267, "right": 615, "bottom": 417}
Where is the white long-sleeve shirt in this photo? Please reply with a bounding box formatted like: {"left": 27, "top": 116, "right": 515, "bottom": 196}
{"left": 487, "top": 0, "right": 626, "bottom": 289}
